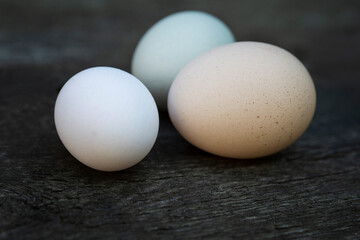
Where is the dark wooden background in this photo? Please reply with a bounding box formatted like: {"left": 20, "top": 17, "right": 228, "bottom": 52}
{"left": 1, "top": 0, "right": 359, "bottom": 239}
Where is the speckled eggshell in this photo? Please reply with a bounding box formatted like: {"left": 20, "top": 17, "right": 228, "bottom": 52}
{"left": 168, "top": 42, "right": 316, "bottom": 159}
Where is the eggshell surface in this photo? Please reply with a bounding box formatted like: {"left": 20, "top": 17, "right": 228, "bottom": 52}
{"left": 168, "top": 42, "right": 316, "bottom": 159}
{"left": 54, "top": 67, "right": 159, "bottom": 171}
{"left": 131, "top": 11, "right": 235, "bottom": 110}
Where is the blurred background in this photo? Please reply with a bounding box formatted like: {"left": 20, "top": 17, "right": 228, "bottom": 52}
{"left": 1, "top": 0, "right": 359, "bottom": 97}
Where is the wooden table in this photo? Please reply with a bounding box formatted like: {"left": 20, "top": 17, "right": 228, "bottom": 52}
{"left": 1, "top": 1, "right": 359, "bottom": 239}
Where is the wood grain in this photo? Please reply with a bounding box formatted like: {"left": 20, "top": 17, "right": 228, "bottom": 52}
{"left": 0, "top": 0, "right": 359, "bottom": 239}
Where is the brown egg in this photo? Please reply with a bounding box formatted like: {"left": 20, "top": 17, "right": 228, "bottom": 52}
{"left": 168, "top": 42, "right": 316, "bottom": 159}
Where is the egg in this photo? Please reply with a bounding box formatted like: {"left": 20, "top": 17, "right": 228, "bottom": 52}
{"left": 131, "top": 10, "right": 235, "bottom": 110}
{"left": 54, "top": 67, "right": 159, "bottom": 171}
{"left": 168, "top": 42, "right": 316, "bottom": 159}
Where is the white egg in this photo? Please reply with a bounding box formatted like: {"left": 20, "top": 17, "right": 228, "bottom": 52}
{"left": 131, "top": 10, "right": 235, "bottom": 110}
{"left": 54, "top": 67, "right": 159, "bottom": 171}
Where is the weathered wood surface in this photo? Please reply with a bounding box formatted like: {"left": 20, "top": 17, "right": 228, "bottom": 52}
{"left": 0, "top": 0, "right": 359, "bottom": 239}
